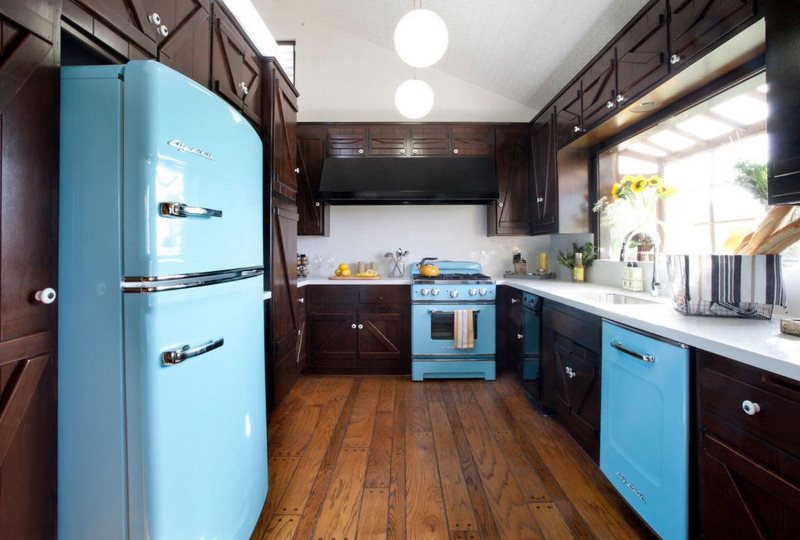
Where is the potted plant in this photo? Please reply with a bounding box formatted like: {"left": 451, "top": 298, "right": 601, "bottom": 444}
{"left": 556, "top": 242, "right": 598, "bottom": 281}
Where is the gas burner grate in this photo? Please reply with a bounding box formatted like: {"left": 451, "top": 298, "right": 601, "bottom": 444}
{"left": 412, "top": 273, "right": 491, "bottom": 281}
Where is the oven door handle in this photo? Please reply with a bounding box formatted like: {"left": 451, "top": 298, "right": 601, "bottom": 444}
{"left": 428, "top": 309, "right": 480, "bottom": 314}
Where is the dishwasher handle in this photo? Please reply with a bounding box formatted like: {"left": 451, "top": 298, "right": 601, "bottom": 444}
{"left": 610, "top": 340, "right": 655, "bottom": 364}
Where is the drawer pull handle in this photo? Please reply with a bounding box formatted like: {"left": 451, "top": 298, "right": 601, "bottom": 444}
{"left": 610, "top": 340, "right": 655, "bottom": 363}
{"left": 742, "top": 400, "right": 761, "bottom": 416}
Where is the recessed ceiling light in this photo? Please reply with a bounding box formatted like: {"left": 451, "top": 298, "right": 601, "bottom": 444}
{"left": 647, "top": 129, "right": 697, "bottom": 152}
{"left": 676, "top": 114, "right": 734, "bottom": 140}
{"left": 711, "top": 95, "right": 768, "bottom": 125}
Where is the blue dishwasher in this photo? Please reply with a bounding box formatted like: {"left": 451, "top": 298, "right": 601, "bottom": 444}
{"left": 600, "top": 321, "right": 690, "bottom": 540}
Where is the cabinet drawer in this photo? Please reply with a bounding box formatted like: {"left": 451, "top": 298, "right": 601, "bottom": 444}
{"left": 307, "top": 285, "right": 358, "bottom": 305}
{"left": 542, "top": 303, "right": 601, "bottom": 352}
{"left": 699, "top": 352, "right": 800, "bottom": 458}
{"left": 358, "top": 285, "right": 409, "bottom": 304}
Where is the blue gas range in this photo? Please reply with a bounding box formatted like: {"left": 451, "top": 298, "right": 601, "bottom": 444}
{"left": 410, "top": 261, "right": 496, "bottom": 381}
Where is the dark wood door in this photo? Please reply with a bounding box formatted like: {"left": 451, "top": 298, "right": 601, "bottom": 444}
{"left": 270, "top": 65, "right": 298, "bottom": 202}
{"left": 155, "top": 0, "right": 210, "bottom": 88}
{"left": 357, "top": 305, "right": 407, "bottom": 372}
{"left": 766, "top": 0, "right": 800, "bottom": 205}
{"left": 669, "top": 0, "right": 756, "bottom": 71}
{"left": 489, "top": 126, "right": 530, "bottom": 236}
{"left": 211, "top": 7, "right": 247, "bottom": 113}
{"left": 554, "top": 82, "right": 582, "bottom": 148}
{"left": 308, "top": 304, "right": 358, "bottom": 369}
{"left": 0, "top": 2, "right": 59, "bottom": 535}
{"left": 451, "top": 125, "right": 494, "bottom": 156}
{"left": 297, "top": 125, "right": 328, "bottom": 236}
{"left": 616, "top": 0, "right": 669, "bottom": 105}
{"left": 581, "top": 48, "right": 617, "bottom": 130}
{"left": 530, "top": 113, "right": 558, "bottom": 235}
{"left": 367, "top": 125, "right": 408, "bottom": 156}
{"left": 327, "top": 125, "right": 366, "bottom": 157}
{"left": 241, "top": 44, "right": 261, "bottom": 125}
{"left": 410, "top": 125, "right": 450, "bottom": 156}
{"left": 62, "top": 0, "right": 158, "bottom": 59}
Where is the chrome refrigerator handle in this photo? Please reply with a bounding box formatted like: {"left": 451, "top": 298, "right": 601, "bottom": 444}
{"left": 160, "top": 202, "right": 223, "bottom": 218}
{"left": 162, "top": 338, "right": 224, "bottom": 366}
{"left": 610, "top": 340, "right": 655, "bottom": 363}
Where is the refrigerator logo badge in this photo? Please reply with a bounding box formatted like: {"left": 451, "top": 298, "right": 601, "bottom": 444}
{"left": 168, "top": 139, "right": 215, "bottom": 160}
{"left": 616, "top": 472, "right": 646, "bottom": 503}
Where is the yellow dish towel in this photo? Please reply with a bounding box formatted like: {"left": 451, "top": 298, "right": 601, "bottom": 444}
{"left": 454, "top": 310, "right": 475, "bottom": 350}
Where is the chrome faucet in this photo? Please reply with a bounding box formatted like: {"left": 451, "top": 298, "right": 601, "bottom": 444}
{"left": 620, "top": 230, "right": 661, "bottom": 297}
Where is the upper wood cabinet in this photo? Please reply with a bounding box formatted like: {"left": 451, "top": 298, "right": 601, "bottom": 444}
{"left": 554, "top": 81, "right": 582, "bottom": 148}
{"left": 62, "top": 0, "right": 158, "bottom": 59}
{"left": 451, "top": 125, "right": 494, "bottom": 156}
{"left": 367, "top": 125, "right": 408, "bottom": 156}
{"left": 489, "top": 125, "right": 530, "bottom": 236}
{"left": 530, "top": 113, "right": 558, "bottom": 235}
{"left": 765, "top": 0, "right": 800, "bottom": 205}
{"left": 581, "top": 48, "right": 617, "bottom": 131}
{"left": 668, "top": 0, "right": 757, "bottom": 71}
{"left": 155, "top": 0, "right": 211, "bottom": 88}
{"left": 211, "top": 4, "right": 261, "bottom": 125}
{"left": 615, "top": 0, "right": 669, "bottom": 109}
{"left": 263, "top": 58, "right": 298, "bottom": 203}
{"left": 410, "top": 125, "right": 450, "bottom": 156}
{"left": 327, "top": 125, "right": 367, "bottom": 157}
{"left": 297, "top": 125, "right": 329, "bottom": 236}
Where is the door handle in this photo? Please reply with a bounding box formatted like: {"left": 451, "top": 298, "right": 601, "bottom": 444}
{"left": 610, "top": 340, "right": 655, "bottom": 363}
{"left": 160, "top": 202, "right": 222, "bottom": 219}
{"left": 162, "top": 338, "right": 224, "bottom": 366}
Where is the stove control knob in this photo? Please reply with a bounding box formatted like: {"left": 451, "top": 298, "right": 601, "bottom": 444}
{"left": 479, "top": 288, "right": 488, "bottom": 296}
{"left": 431, "top": 288, "right": 440, "bottom": 296}
{"left": 420, "top": 288, "right": 430, "bottom": 296}
{"left": 468, "top": 288, "right": 478, "bottom": 296}
{"left": 449, "top": 290, "right": 459, "bottom": 298}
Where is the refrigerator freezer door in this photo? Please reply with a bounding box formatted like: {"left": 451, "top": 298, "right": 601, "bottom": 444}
{"left": 122, "top": 61, "right": 263, "bottom": 279}
{"left": 123, "top": 276, "right": 267, "bottom": 539}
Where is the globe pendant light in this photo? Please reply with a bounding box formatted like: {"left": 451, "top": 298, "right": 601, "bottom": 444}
{"left": 394, "top": 7, "right": 448, "bottom": 68}
{"left": 395, "top": 79, "right": 434, "bottom": 119}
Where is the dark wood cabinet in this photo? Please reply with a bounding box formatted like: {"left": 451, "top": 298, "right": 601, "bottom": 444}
{"left": 615, "top": 0, "right": 669, "bottom": 107}
{"left": 62, "top": 0, "right": 158, "bottom": 60}
{"left": 530, "top": 113, "right": 558, "bottom": 234}
{"left": 698, "top": 350, "right": 800, "bottom": 537}
{"left": 296, "top": 125, "right": 329, "bottom": 236}
{"left": 766, "top": 0, "right": 800, "bottom": 205}
{"left": 581, "top": 48, "right": 617, "bottom": 130}
{"left": 154, "top": 0, "right": 211, "bottom": 87}
{"left": 542, "top": 301, "right": 601, "bottom": 461}
{"left": 489, "top": 126, "right": 530, "bottom": 236}
{"left": 0, "top": 1, "right": 60, "bottom": 535}
{"left": 451, "top": 125, "right": 494, "bottom": 156}
{"left": 263, "top": 58, "right": 298, "bottom": 202}
{"left": 669, "top": 0, "right": 757, "bottom": 71}
{"left": 554, "top": 81, "right": 582, "bottom": 148}
{"left": 211, "top": 4, "right": 261, "bottom": 125}
{"left": 496, "top": 286, "right": 523, "bottom": 373}
{"left": 410, "top": 125, "right": 450, "bottom": 156}
{"left": 367, "top": 125, "right": 408, "bottom": 156}
{"left": 307, "top": 285, "right": 410, "bottom": 374}
{"left": 327, "top": 125, "right": 367, "bottom": 157}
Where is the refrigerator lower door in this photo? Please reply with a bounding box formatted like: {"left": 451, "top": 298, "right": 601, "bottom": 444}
{"left": 600, "top": 321, "right": 690, "bottom": 540}
{"left": 123, "top": 276, "right": 266, "bottom": 539}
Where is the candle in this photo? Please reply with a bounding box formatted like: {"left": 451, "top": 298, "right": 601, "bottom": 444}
{"left": 537, "top": 252, "right": 548, "bottom": 273}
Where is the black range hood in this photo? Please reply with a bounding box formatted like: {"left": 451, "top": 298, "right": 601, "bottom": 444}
{"left": 317, "top": 156, "right": 498, "bottom": 204}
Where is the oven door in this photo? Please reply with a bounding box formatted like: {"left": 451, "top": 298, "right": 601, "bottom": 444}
{"left": 411, "top": 303, "right": 496, "bottom": 357}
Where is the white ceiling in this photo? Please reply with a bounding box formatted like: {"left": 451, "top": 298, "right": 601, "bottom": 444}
{"left": 268, "top": 0, "right": 650, "bottom": 114}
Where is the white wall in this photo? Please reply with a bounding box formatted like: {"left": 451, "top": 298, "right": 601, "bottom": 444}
{"left": 255, "top": 0, "right": 535, "bottom": 122}
{"left": 298, "top": 205, "right": 550, "bottom": 278}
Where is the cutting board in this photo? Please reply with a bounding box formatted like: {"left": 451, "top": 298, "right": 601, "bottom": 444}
{"left": 328, "top": 275, "right": 384, "bottom": 280}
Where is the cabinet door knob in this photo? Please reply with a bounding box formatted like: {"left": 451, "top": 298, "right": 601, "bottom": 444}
{"left": 158, "top": 24, "right": 169, "bottom": 37}
{"left": 453, "top": 148, "right": 459, "bottom": 154}
{"left": 565, "top": 366, "right": 576, "bottom": 378}
{"left": 498, "top": 202, "right": 504, "bottom": 208}
{"left": 351, "top": 323, "right": 357, "bottom": 329}
{"left": 572, "top": 125, "right": 581, "bottom": 133}
{"left": 511, "top": 298, "right": 519, "bottom": 304}
{"left": 358, "top": 148, "right": 364, "bottom": 154}
{"left": 537, "top": 197, "right": 544, "bottom": 203}
{"left": 742, "top": 400, "right": 760, "bottom": 416}
{"left": 606, "top": 100, "right": 615, "bottom": 109}
{"left": 517, "top": 333, "right": 524, "bottom": 340}
{"left": 400, "top": 149, "right": 406, "bottom": 154}
{"left": 148, "top": 12, "right": 161, "bottom": 25}
{"left": 238, "top": 82, "right": 249, "bottom": 96}
{"left": 616, "top": 94, "right": 625, "bottom": 103}
{"left": 34, "top": 288, "right": 57, "bottom": 305}
{"left": 358, "top": 324, "right": 364, "bottom": 330}
{"left": 315, "top": 201, "right": 320, "bottom": 207}
{"left": 670, "top": 54, "right": 681, "bottom": 65}
{"left": 294, "top": 167, "right": 300, "bottom": 173}
{"left": 298, "top": 297, "right": 304, "bottom": 303}
{"left": 412, "top": 149, "right": 418, "bottom": 155}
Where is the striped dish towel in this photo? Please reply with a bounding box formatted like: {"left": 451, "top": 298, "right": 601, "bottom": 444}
{"left": 454, "top": 310, "right": 475, "bottom": 350}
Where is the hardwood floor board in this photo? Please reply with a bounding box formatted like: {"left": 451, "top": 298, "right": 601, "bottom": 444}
{"left": 428, "top": 399, "right": 478, "bottom": 533}
{"left": 259, "top": 457, "right": 300, "bottom": 522}
{"left": 269, "top": 405, "right": 323, "bottom": 457}
{"left": 406, "top": 431, "right": 449, "bottom": 539}
{"left": 377, "top": 378, "right": 397, "bottom": 413}
{"left": 447, "top": 381, "right": 478, "bottom": 404}
{"left": 492, "top": 429, "right": 550, "bottom": 503}
{"left": 356, "top": 487, "right": 390, "bottom": 540}
{"left": 454, "top": 395, "right": 542, "bottom": 540}
{"left": 364, "top": 411, "right": 393, "bottom": 489}
{"left": 255, "top": 514, "right": 299, "bottom": 540}
{"left": 440, "top": 384, "right": 502, "bottom": 540}
{"left": 266, "top": 377, "right": 314, "bottom": 443}
{"left": 528, "top": 502, "right": 574, "bottom": 540}
{"left": 343, "top": 378, "right": 382, "bottom": 447}
{"left": 312, "top": 447, "right": 370, "bottom": 540}
{"left": 386, "top": 379, "right": 407, "bottom": 540}
{"left": 291, "top": 379, "right": 362, "bottom": 540}
{"left": 407, "top": 381, "right": 433, "bottom": 432}
{"left": 450, "top": 532, "right": 480, "bottom": 540}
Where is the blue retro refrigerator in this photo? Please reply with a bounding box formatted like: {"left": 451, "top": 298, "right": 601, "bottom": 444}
{"left": 58, "top": 61, "right": 267, "bottom": 539}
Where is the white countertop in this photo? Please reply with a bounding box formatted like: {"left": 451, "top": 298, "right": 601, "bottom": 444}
{"left": 297, "top": 278, "right": 411, "bottom": 287}
{"left": 500, "top": 278, "right": 800, "bottom": 382}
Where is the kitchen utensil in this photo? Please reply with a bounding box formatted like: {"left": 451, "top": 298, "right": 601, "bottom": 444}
{"left": 416, "top": 257, "right": 440, "bottom": 277}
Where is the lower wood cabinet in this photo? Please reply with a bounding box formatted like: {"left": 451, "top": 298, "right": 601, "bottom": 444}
{"left": 542, "top": 300, "right": 601, "bottom": 461}
{"left": 496, "top": 286, "right": 523, "bottom": 372}
{"left": 306, "top": 285, "right": 410, "bottom": 374}
{"left": 698, "top": 350, "right": 800, "bottom": 537}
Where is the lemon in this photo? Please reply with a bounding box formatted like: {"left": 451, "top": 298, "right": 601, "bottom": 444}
{"left": 341, "top": 269, "right": 352, "bottom": 276}
{"left": 338, "top": 263, "right": 349, "bottom": 270}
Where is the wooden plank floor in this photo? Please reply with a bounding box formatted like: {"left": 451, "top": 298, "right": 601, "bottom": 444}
{"left": 252, "top": 374, "right": 652, "bottom": 540}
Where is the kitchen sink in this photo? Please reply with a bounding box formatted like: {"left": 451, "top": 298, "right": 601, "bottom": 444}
{"left": 580, "top": 292, "right": 659, "bottom": 305}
